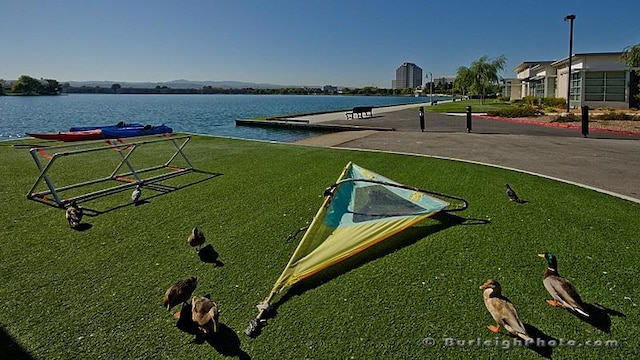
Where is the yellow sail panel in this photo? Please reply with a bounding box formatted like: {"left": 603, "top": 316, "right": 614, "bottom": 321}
{"left": 280, "top": 211, "right": 440, "bottom": 289}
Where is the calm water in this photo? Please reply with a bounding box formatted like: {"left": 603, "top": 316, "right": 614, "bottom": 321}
{"left": 0, "top": 94, "right": 443, "bottom": 142}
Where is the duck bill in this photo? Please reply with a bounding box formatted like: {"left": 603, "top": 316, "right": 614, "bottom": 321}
{"left": 537, "top": 253, "right": 545, "bottom": 258}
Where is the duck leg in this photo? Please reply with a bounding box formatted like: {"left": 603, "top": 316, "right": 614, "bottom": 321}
{"left": 546, "top": 299, "right": 562, "bottom": 307}
{"left": 487, "top": 324, "right": 501, "bottom": 333}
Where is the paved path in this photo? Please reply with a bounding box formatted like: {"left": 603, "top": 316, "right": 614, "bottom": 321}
{"left": 292, "top": 106, "right": 640, "bottom": 203}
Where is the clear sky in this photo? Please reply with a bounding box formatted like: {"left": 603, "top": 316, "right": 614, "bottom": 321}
{"left": 2, "top": 0, "right": 639, "bottom": 88}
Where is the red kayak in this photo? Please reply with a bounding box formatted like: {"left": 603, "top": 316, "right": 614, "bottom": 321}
{"left": 26, "top": 129, "right": 103, "bottom": 142}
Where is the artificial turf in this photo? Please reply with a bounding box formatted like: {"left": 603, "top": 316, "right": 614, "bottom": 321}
{"left": 1, "top": 135, "right": 638, "bottom": 359}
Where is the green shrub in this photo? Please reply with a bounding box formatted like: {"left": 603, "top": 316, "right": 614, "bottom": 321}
{"left": 523, "top": 96, "right": 537, "bottom": 106}
{"left": 593, "top": 111, "right": 640, "bottom": 121}
{"left": 486, "top": 105, "right": 542, "bottom": 118}
{"left": 552, "top": 113, "right": 581, "bottom": 123}
{"left": 541, "top": 97, "right": 566, "bottom": 108}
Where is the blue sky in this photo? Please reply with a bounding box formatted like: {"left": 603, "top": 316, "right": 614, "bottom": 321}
{"left": 2, "top": 0, "right": 639, "bottom": 88}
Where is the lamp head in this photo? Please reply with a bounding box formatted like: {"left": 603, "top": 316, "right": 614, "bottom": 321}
{"left": 564, "top": 14, "right": 576, "bottom": 21}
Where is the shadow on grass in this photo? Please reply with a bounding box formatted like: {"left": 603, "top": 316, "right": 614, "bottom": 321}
{"left": 78, "top": 170, "right": 223, "bottom": 217}
{"left": 573, "top": 302, "right": 625, "bottom": 333}
{"left": 260, "top": 212, "right": 488, "bottom": 327}
{"left": 72, "top": 223, "right": 93, "bottom": 231}
{"left": 175, "top": 302, "right": 250, "bottom": 359}
{"left": 198, "top": 244, "right": 224, "bottom": 267}
{"left": 523, "top": 324, "right": 556, "bottom": 358}
{"left": 0, "top": 326, "right": 35, "bottom": 360}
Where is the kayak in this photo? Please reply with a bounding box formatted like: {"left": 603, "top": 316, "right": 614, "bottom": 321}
{"left": 100, "top": 124, "right": 173, "bottom": 139}
{"left": 26, "top": 129, "right": 103, "bottom": 142}
{"left": 69, "top": 121, "right": 144, "bottom": 132}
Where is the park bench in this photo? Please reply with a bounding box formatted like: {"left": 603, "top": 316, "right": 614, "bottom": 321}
{"left": 345, "top": 106, "right": 373, "bottom": 119}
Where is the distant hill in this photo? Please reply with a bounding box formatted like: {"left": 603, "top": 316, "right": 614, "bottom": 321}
{"left": 67, "top": 79, "right": 324, "bottom": 89}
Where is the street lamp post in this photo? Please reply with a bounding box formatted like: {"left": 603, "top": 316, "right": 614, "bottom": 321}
{"left": 564, "top": 14, "right": 576, "bottom": 114}
{"left": 427, "top": 72, "right": 433, "bottom": 104}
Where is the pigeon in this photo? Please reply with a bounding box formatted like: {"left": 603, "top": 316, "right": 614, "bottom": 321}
{"left": 163, "top": 277, "right": 198, "bottom": 312}
{"left": 505, "top": 183, "right": 525, "bottom": 203}
{"left": 187, "top": 227, "right": 206, "bottom": 252}
{"left": 65, "top": 201, "right": 83, "bottom": 229}
{"left": 131, "top": 185, "right": 142, "bottom": 204}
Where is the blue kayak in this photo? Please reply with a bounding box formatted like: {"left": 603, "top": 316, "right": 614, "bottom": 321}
{"left": 100, "top": 124, "right": 173, "bottom": 139}
{"left": 70, "top": 121, "right": 144, "bottom": 132}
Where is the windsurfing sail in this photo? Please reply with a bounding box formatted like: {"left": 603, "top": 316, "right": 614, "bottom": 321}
{"left": 246, "top": 162, "right": 467, "bottom": 335}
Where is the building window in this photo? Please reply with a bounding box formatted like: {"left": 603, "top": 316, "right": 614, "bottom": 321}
{"left": 534, "top": 79, "right": 544, "bottom": 98}
{"left": 546, "top": 77, "right": 556, "bottom": 98}
{"left": 584, "top": 71, "right": 626, "bottom": 102}
{"left": 570, "top": 72, "right": 581, "bottom": 101}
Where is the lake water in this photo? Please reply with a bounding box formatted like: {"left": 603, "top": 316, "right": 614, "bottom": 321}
{"left": 0, "top": 94, "right": 445, "bottom": 142}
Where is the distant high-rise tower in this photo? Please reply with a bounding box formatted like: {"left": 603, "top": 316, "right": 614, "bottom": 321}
{"left": 393, "top": 62, "right": 423, "bottom": 89}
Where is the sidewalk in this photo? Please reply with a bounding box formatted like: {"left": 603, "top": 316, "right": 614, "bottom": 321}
{"left": 292, "top": 108, "right": 640, "bottom": 203}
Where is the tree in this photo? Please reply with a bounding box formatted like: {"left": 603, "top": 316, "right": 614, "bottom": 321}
{"left": 620, "top": 44, "right": 640, "bottom": 108}
{"left": 470, "top": 55, "right": 507, "bottom": 104}
{"left": 454, "top": 66, "right": 474, "bottom": 96}
{"left": 620, "top": 44, "right": 640, "bottom": 67}
{"left": 11, "top": 75, "right": 44, "bottom": 94}
{"left": 41, "top": 79, "right": 61, "bottom": 95}
{"left": 0, "top": 79, "right": 4, "bottom": 95}
{"left": 454, "top": 55, "right": 506, "bottom": 103}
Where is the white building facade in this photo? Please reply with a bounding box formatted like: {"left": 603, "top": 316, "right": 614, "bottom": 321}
{"left": 510, "top": 52, "right": 631, "bottom": 109}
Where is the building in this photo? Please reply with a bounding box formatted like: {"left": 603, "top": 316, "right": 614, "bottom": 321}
{"left": 393, "top": 62, "right": 422, "bottom": 89}
{"left": 323, "top": 85, "right": 338, "bottom": 93}
{"left": 510, "top": 52, "right": 631, "bottom": 109}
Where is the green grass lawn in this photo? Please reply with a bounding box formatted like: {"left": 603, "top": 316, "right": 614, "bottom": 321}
{"left": 1, "top": 135, "right": 638, "bottom": 359}
{"left": 426, "top": 99, "right": 514, "bottom": 113}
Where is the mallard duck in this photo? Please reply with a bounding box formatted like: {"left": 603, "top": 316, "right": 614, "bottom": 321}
{"left": 505, "top": 183, "right": 524, "bottom": 203}
{"left": 192, "top": 296, "right": 219, "bottom": 337}
{"left": 538, "top": 252, "right": 589, "bottom": 317}
{"left": 131, "top": 185, "right": 142, "bottom": 204}
{"left": 163, "top": 277, "right": 197, "bottom": 312}
{"left": 480, "top": 279, "right": 532, "bottom": 342}
{"left": 65, "top": 201, "right": 83, "bottom": 229}
{"left": 187, "top": 227, "right": 205, "bottom": 252}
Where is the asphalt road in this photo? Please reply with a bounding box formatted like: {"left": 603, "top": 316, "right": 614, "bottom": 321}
{"left": 292, "top": 109, "right": 640, "bottom": 203}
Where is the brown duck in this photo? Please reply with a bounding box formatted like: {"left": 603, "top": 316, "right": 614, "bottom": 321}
{"left": 480, "top": 279, "right": 533, "bottom": 342}
{"left": 187, "top": 227, "right": 205, "bottom": 252}
{"left": 191, "top": 296, "right": 219, "bottom": 336}
{"left": 163, "top": 277, "right": 198, "bottom": 312}
{"left": 538, "top": 252, "right": 589, "bottom": 317}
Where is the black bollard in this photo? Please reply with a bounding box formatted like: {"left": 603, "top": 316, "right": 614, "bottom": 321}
{"left": 419, "top": 106, "right": 425, "bottom": 132}
{"left": 466, "top": 106, "right": 472, "bottom": 133}
{"left": 581, "top": 105, "right": 589, "bottom": 138}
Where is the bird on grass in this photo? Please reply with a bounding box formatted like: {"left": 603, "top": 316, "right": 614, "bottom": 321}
{"left": 192, "top": 295, "right": 220, "bottom": 337}
{"left": 163, "top": 277, "right": 198, "bottom": 315}
{"left": 131, "top": 185, "right": 142, "bottom": 205}
{"left": 505, "top": 183, "right": 525, "bottom": 203}
{"left": 65, "top": 201, "right": 83, "bottom": 229}
{"left": 480, "top": 279, "right": 533, "bottom": 342}
{"left": 187, "top": 227, "right": 206, "bottom": 253}
{"left": 538, "top": 252, "right": 589, "bottom": 317}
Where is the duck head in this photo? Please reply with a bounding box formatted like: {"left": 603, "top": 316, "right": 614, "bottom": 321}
{"left": 480, "top": 279, "right": 502, "bottom": 296}
{"left": 538, "top": 252, "right": 558, "bottom": 271}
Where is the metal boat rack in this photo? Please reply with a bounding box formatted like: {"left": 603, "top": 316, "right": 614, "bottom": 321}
{"left": 26, "top": 134, "right": 205, "bottom": 208}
